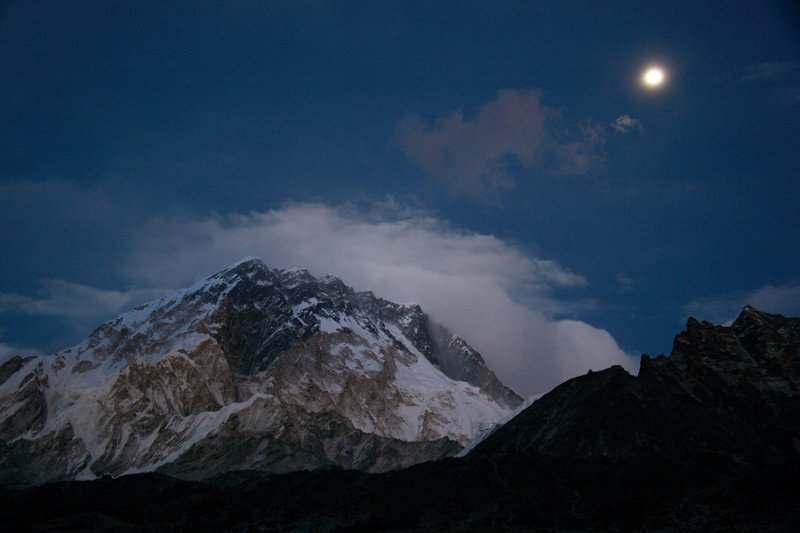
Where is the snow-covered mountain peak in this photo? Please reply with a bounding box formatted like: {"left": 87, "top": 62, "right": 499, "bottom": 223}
{"left": 0, "top": 258, "right": 522, "bottom": 486}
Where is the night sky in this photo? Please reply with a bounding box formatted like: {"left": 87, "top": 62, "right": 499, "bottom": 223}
{"left": 1, "top": 1, "right": 799, "bottom": 395}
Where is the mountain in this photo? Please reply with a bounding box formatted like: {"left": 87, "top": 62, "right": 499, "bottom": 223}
{"left": 470, "top": 304, "right": 800, "bottom": 462}
{"left": 3, "top": 306, "right": 796, "bottom": 531}
{"left": 0, "top": 258, "right": 521, "bottom": 486}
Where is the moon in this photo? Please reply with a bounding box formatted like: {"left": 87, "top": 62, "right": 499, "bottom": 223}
{"left": 642, "top": 67, "right": 665, "bottom": 88}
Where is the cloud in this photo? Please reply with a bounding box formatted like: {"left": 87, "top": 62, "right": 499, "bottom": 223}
{"left": 121, "top": 202, "right": 636, "bottom": 396}
{"left": 737, "top": 62, "right": 800, "bottom": 105}
{"left": 393, "top": 89, "right": 605, "bottom": 200}
{"left": 685, "top": 283, "right": 800, "bottom": 325}
{"left": 0, "top": 343, "right": 21, "bottom": 364}
{"left": 0, "top": 326, "right": 41, "bottom": 363}
{"left": 0, "top": 341, "right": 41, "bottom": 363}
{"left": 739, "top": 61, "right": 800, "bottom": 83}
{"left": 612, "top": 114, "right": 642, "bottom": 134}
{"left": 0, "top": 280, "right": 168, "bottom": 330}
{"left": 0, "top": 177, "right": 150, "bottom": 286}
{"left": 614, "top": 273, "right": 637, "bottom": 293}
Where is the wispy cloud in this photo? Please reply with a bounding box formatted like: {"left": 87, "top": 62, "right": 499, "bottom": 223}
{"left": 738, "top": 61, "right": 800, "bottom": 83}
{"left": 0, "top": 343, "right": 14, "bottom": 360}
{"left": 685, "top": 283, "right": 800, "bottom": 324}
{"left": 614, "top": 273, "right": 637, "bottom": 293}
{"left": 393, "top": 89, "right": 608, "bottom": 201}
{"left": 0, "top": 340, "right": 46, "bottom": 362}
{"left": 0, "top": 281, "right": 167, "bottom": 330}
{"left": 737, "top": 62, "right": 800, "bottom": 105}
{"left": 0, "top": 343, "right": 19, "bottom": 363}
{"left": 119, "top": 201, "right": 635, "bottom": 396}
{"left": 0, "top": 326, "right": 42, "bottom": 362}
{"left": 612, "top": 114, "right": 642, "bottom": 134}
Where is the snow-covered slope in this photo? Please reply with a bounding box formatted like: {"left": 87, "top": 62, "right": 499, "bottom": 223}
{"left": 0, "top": 258, "right": 521, "bottom": 486}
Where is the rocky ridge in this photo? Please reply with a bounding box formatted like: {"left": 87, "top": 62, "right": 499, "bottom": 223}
{"left": 470, "top": 305, "right": 800, "bottom": 462}
{"left": 0, "top": 258, "right": 521, "bottom": 486}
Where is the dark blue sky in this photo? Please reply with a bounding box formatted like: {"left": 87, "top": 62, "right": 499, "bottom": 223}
{"left": 1, "top": 1, "right": 799, "bottom": 390}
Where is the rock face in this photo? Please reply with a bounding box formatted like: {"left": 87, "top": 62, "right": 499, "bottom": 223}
{"left": 0, "top": 258, "right": 520, "bottom": 486}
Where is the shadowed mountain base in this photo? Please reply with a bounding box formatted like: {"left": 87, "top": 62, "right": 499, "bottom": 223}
{"left": 0, "top": 454, "right": 797, "bottom": 531}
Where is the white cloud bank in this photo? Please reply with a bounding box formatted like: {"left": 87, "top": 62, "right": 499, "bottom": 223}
{"left": 120, "top": 202, "right": 636, "bottom": 396}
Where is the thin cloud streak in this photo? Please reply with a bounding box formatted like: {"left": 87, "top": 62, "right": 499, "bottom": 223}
{"left": 0, "top": 281, "right": 169, "bottom": 333}
{"left": 738, "top": 61, "right": 800, "bottom": 83}
{"left": 737, "top": 62, "right": 800, "bottom": 106}
{"left": 0, "top": 342, "right": 36, "bottom": 363}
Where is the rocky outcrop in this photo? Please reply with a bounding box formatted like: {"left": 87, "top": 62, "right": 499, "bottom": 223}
{"left": 0, "top": 258, "right": 519, "bottom": 487}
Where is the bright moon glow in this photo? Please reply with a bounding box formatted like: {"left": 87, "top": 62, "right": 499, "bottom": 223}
{"left": 642, "top": 67, "right": 665, "bottom": 87}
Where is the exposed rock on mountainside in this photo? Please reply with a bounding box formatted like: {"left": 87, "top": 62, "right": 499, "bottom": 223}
{"left": 0, "top": 258, "right": 520, "bottom": 486}
{"left": 3, "top": 306, "right": 796, "bottom": 531}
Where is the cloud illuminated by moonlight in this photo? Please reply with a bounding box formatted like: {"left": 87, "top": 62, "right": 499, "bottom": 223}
{"left": 123, "top": 202, "right": 637, "bottom": 396}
